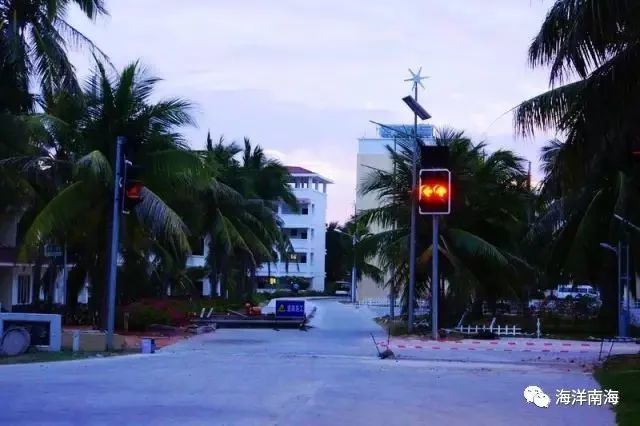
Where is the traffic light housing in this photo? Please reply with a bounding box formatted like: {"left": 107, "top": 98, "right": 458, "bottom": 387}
{"left": 122, "top": 160, "right": 144, "bottom": 214}
{"left": 419, "top": 168, "right": 451, "bottom": 215}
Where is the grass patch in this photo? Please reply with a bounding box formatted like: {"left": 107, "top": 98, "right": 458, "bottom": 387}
{"left": 594, "top": 354, "right": 640, "bottom": 426}
{"left": 0, "top": 349, "right": 136, "bottom": 365}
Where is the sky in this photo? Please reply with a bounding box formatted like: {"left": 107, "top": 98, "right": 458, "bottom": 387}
{"left": 67, "top": 0, "right": 555, "bottom": 223}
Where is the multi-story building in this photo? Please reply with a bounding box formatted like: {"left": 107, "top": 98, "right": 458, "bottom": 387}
{"left": 355, "top": 124, "right": 435, "bottom": 302}
{"left": 255, "top": 166, "right": 331, "bottom": 292}
{"left": 188, "top": 166, "right": 332, "bottom": 295}
{"left": 0, "top": 213, "right": 87, "bottom": 312}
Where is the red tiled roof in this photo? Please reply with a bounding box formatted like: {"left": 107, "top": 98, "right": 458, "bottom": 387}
{"left": 286, "top": 166, "right": 315, "bottom": 174}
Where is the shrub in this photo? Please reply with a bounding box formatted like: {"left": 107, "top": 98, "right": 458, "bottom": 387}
{"left": 121, "top": 303, "right": 172, "bottom": 331}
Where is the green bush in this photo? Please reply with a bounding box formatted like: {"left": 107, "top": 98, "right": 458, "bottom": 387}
{"left": 122, "top": 303, "right": 172, "bottom": 331}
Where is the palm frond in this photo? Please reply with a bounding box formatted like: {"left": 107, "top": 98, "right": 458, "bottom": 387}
{"left": 134, "top": 187, "right": 191, "bottom": 255}
{"left": 75, "top": 150, "right": 112, "bottom": 183}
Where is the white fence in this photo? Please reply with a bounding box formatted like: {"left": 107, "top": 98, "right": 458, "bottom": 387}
{"left": 455, "top": 324, "right": 522, "bottom": 336}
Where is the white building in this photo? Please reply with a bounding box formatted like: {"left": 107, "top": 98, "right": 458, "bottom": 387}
{"left": 187, "top": 166, "right": 332, "bottom": 295}
{"left": 0, "top": 213, "right": 88, "bottom": 312}
{"left": 256, "top": 166, "right": 331, "bottom": 292}
{"left": 355, "top": 124, "right": 435, "bottom": 302}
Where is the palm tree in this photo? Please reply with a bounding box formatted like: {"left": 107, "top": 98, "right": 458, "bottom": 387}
{"left": 514, "top": 0, "right": 640, "bottom": 326}
{"left": 13, "top": 61, "right": 200, "bottom": 322}
{"left": 358, "top": 128, "right": 533, "bottom": 320}
{"left": 0, "top": 0, "right": 108, "bottom": 110}
{"left": 523, "top": 138, "right": 639, "bottom": 326}
{"left": 325, "top": 222, "right": 351, "bottom": 283}
{"left": 331, "top": 218, "right": 384, "bottom": 286}
{"left": 1, "top": 1, "right": 107, "bottom": 235}
{"left": 195, "top": 135, "right": 296, "bottom": 300}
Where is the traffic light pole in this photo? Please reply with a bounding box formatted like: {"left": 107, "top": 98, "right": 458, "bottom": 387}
{"left": 432, "top": 215, "right": 439, "bottom": 340}
{"left": 407, "top": 84, "right": 419, "bottom": 333}
{"left": 106, "top": 136, "right": 125, "bottom": 351}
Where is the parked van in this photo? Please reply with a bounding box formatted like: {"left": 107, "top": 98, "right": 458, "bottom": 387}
{"left": 554, "top": 285, "right": 600, "bottom": 299}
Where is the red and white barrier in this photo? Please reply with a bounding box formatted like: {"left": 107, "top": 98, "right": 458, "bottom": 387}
{"left": 376, "top": 338, "right": 638, "bottom": 354}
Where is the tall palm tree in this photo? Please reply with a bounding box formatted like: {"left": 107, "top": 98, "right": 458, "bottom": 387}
{"left": 14, "top": 61, "right": 201, "bottom": 321}
{"left": 358, "top": 128, "right": 533, "bottom": 319}
{"left": 514, "top": 0, "right": 640, "bottom": 325}
{"left": 195, "top": 135, "right": 295, "bottom": 299}
{"left": 1, "top": 0, "right": 106, "bottom": 232}
{"left": 0, "top": 0, "right": 108, "bottom": 110}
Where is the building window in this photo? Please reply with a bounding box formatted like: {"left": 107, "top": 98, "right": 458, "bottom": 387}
{"left": 17, "top": 275, "right": 31, "bottom": 305}
{"left": 289, "top": 253, "right": 307, "bottom": 263}
{"left": 301, "top": 204, "right": 309, "bottom": 215}
{"left": 310, "top": 229, "right": 315, "bottom": 240}
{"left": 288, "top": 228, "right": 308, "bottom": 239}
{"left": 281, "top": 202, "right": 298, "bottom": 214}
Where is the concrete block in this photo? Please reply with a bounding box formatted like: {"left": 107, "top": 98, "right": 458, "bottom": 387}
{"left": 62, "top": 330, "right": 126, "bottom": 352}
{"left": 0, "top": 312, "right": 62, "bottom": 351}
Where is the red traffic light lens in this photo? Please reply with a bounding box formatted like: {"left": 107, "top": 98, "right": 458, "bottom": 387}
{"left": 125, "top": 180, "right": 143, "bottom": 200}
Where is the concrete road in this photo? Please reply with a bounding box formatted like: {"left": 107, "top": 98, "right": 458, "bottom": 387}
{"left": 0, "top": 300, "right": 616, "bottom": 426}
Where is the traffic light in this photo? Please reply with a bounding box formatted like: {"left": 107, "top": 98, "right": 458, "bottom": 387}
{"left": 419, "top": 168, "right": 451, "bottom": 215}
{"left": 122, "top": 160, "right": 144, "bottom": 214}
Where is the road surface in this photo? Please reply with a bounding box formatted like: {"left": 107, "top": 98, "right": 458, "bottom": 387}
{"left": 0, "top": 299, "right": 616, "bottom": 425}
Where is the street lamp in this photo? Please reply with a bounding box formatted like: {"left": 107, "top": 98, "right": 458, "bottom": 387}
{"left": 334, "top": 228, "right": 359, "bottom": 304}
{"left": 402, "top": 68, "right": 431, "bottom": 334}
{"left": 599, "top": 242, "right": 629, "bottom": 337}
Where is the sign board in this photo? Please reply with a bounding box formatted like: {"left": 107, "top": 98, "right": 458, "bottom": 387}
{"left": 44, "top": 244, "right": 63, "bottom": 258}
{"left": 275, "top": 300, "right": 305, "bottom": 318}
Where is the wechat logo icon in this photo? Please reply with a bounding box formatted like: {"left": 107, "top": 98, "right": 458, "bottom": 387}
{"left": 524, "top": 385, "right": 551, "bottom": 408}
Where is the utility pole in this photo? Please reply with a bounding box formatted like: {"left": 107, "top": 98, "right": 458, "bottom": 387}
{"left": 106, "top": 137, "right": 125, "bottom": 351}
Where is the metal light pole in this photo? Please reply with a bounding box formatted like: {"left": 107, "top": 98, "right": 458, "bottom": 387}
{"left": 617, "top": 241, "right": 625, "bottom": 337}
{"left": 600, "top": 242, "right": 627, "bottom": 337}
{"left": 431, "top": 215, "right": 439, "bottom": 339}
{"left": 407, "top": 85, "right": 419, "bottom": 333}
{"left": 403, "top": 67, "right": 429, "bottom": 333}
{"left": 351, "top": 232, "right": 357, "bottom": 304}
{"left": 625, "top": 242, "right": 631, "bottom": 334}
{"left": 106, "top": 136, "right": 125, "bottom": 351}
{"left": 335, "top": 228, "right": 358, "bottom": 304}
{"left": 612, "top": 214, "right": 637, "bottom": 336}
{"left": 391, "top": 137, "right": 398, "bottom": 319}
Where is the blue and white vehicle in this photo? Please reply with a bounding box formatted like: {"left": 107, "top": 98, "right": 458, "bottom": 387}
{"left": 554, "top": 284, "right": 600, "bottom": 300}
